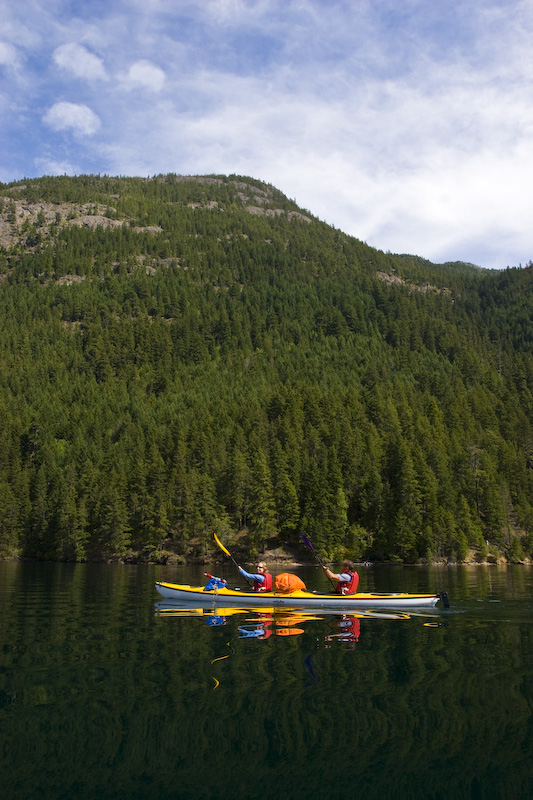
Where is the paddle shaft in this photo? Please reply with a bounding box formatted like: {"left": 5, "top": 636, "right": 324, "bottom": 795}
{"left": 213, "top": 534, "right": 253, "bottom": 587}
{"left": 321, "top": 564, "right": 339, "bottom": 592}
{"left": 229, "top": 553, "right": 252, "bottom": 586}
{"left": 300, "top": 533, "right": 337, "bottom": 591}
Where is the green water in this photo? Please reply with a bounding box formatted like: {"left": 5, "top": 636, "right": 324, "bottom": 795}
{"left": 1, "top": 563, "right": 532, "bottom": 800}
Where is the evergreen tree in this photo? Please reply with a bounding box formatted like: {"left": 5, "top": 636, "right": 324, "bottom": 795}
{"left": 248, "top": 447, "right": 278, "bottom": 553}
{"left": 270, "top": 440, "right": 300, "bottom": 543}
{"left": 92, "top": 469, "right": 131, "bottom": 557}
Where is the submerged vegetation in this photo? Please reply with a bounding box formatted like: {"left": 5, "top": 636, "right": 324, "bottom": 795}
{"left": 0, "top": 173, "right": 531, "bottom": 564}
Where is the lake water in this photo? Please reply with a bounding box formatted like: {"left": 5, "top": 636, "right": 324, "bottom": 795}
{"left": 1, "top": 562, "right": 532, "bottom": 800}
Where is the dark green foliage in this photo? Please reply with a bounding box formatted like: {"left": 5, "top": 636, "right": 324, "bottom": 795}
{"left": 0, "top": 174, "right": 532, "bottom": 562}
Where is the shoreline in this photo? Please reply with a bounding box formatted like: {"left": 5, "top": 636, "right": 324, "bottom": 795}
{"left": 1, "top": 551, "right": 530, "bottom": 567}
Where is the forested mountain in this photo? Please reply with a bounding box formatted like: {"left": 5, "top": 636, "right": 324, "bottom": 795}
{"left": 0, "top": 174, "right": 531, "bottom": 564}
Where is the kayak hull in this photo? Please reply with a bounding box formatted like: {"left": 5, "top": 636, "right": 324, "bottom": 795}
{"left": 154, "top": 581, "right": 442, "bottom": 609}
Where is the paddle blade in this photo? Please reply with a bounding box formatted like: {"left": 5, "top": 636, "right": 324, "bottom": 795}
{"left": 300, "top": 533, "right": 315, "bottom": 553}
{"left": 213, "top": 532, "right": 231, "bottom": 557}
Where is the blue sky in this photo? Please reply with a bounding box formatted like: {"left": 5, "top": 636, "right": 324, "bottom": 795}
{"left": 1, "top": 0, "right": 532, "bottom": 269}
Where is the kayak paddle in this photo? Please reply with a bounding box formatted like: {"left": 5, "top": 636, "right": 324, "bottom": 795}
{"left": 213, "top": 533, "right": 253, "bottom": 587}
{"left": 300, "top": 533, "right": 337, "bottom": 590}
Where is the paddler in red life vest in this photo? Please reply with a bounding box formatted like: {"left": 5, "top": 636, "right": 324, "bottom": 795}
{"left": 323, "top": 560, "right": 359, "bottom": 595}
{"left": 237, "top": 561, "right": 273, "bottom": 592}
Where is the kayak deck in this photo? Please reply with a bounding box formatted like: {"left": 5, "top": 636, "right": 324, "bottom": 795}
{"left": 154, "top": 581, "right": 443, "bottom": 609}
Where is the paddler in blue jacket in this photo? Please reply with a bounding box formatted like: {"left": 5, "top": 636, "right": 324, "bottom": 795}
{"left": 237, "top": 561, "right": 273, "bottom": 592}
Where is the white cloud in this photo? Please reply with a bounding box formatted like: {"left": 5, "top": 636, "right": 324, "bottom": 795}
{"left": 34, "top": 157, "right": 77, "bottom": 176}
{"left": 43, "top": 102, "right": 101, "bottom": 136}
{"left": 202, "top": 0, "right": 273, "bottom": 25}
{"left": 53, "top": 43, "right": 107, "bottom": 81}
{"left": 126, "top": 60, "right": 166, "bottom": 92}
{"left": 124, "top": 53, "right": 533, "bottom": 268}
{"left": 0, "top": 41, "right": 19, "bottom": 68}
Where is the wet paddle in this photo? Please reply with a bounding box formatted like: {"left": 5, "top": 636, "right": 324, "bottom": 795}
{"left": 213, "top": 533, "right": 253, "bottom": 588}
{"left": 300, "top": 532, "right": 337, "bottom": 591}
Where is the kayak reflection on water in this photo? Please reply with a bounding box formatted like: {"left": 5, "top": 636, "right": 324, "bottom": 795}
{"left": 155, "top": 602, "right": 418, "bottom": 645}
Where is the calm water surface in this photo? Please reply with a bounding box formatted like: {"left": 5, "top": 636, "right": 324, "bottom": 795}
{"left": 1, "top": 562, "right": 532, "bottom": 800}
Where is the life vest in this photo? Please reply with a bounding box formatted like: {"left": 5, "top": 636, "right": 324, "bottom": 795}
{"left": 337, "top": 571, "right": 359, "bottom": 595}
{"left": 254, "top": 571, "right": 273, "bottom": 592}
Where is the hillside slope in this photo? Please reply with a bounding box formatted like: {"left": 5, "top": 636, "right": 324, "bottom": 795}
{"left": 0, "top": 174, "right": 531, "bottom": 564}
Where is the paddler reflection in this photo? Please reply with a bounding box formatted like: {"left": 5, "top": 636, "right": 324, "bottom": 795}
{"left": 238, "top": 611, "right": 310, "bottom": 638}
{"left": 325, "top": 615, "right": 361, "bottom": 648}
{"left": 238, "top": 612, "right": 273, "bottom": 638}
{"left": 238, "top": 624, "right": 272, "bottom": 638}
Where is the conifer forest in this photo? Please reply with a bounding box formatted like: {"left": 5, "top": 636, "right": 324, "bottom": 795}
{"left": 0, "top": 174, "right": 531, "bottom": 564}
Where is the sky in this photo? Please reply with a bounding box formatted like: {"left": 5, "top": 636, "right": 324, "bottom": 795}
{"left": 1, "top": 0, "right": 532, "bottom": 269}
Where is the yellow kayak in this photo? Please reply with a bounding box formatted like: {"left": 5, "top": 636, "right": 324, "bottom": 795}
{"left": 155, "top": 581, "right": 445, "bottom": 609}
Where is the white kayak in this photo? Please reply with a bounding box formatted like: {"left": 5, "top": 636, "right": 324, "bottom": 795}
{"left": 154, "top": 581, "right": 446, "bottom": 610}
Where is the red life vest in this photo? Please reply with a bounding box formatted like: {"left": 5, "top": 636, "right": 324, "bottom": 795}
{"left": 336, "top": 571, "right": 359, "bottom": 595}
{"left": 254, "top": 571, "right": 273, "bottom": 592}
